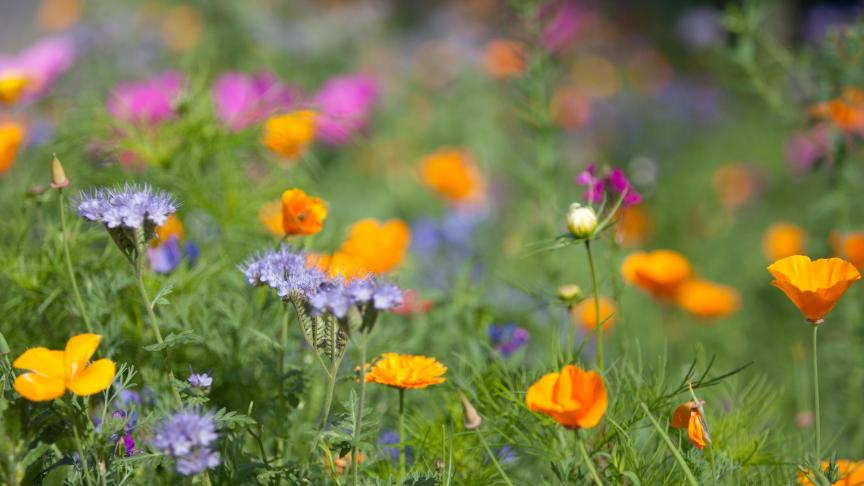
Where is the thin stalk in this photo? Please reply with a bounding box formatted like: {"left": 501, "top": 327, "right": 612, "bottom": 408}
{"left": 277, "top": 306, "right": 290, "bottom": 456}
{"left": 584, "top": 240, "right": 603, "bottom": 370}
{"left": 58, "top": 189, "right": 93, "bottom": 332}
{"left": 813, "top": 325, "right": 821, "bottom": 465}
{"left": 639, "top": 401, "right": 699, "bottom": 486}
{"left": 565, "top": 305, "right": 574, "bottom": 362}
{"left": 71, "top": 418, "right": 96, "bottom": 485}
{"left": 575, "top": 432, "right": 603, "bottom": 486}
{"left": 351, "top": 334, "right": 368, "bottom": 486}
{"left": 476, "top": 429, "right": 514, "bottom": 486}
{"left": 398, "top": 388, "right": 406, "bottom": 481}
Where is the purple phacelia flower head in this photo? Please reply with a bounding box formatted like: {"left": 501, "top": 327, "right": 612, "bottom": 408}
{"left": 308, "top": 277, "right": 404, "bottom": 318}
{"left": 77, "top": 184, "right": 178, "bottom": 230}
{"left": 575, "top": 163, "right": 642, "bottom": 207}
{"left": 212, "top": 71, "right": 299, "bottom": 131}
{"left": 240, "top": 246, "right": 325, "bottom": 298}
{"left": 489, "top": 324, "right": 530, "bottom": 357}
{"left": 188, "top": 372, "right": 213, "bottom": 390}
{"left": 314, "top": 73, "right": 380, "bottom": 145}
{"left": 107, "top": 71, "right": 184, "bottom": 124}
{"left": 152, "top": 408, "right": 220, "bottom": 476}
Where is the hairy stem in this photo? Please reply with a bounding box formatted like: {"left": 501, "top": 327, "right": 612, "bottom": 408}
{"left": 58, "top": 189, "right": 93, "bottom": 332}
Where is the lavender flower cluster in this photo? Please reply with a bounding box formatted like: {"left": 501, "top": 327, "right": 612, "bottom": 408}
{"left": 152, "top": 408, "right": 220, "bottom": 476}
{"left": 77, "top": 184, "right": 177, "bottom": 229}
{"left": 241, "top": 247, "right": 404, "bottom": 318}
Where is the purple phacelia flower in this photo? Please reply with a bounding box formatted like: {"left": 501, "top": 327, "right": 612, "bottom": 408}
{"left": 489, "top": 324, "right": 530, "bottom": 357}
{"left": 212, "top": 71, "right": 299, "bottom": 131}
{"left": 240, "top": 246, "right": 325, "bottom": 298}
{"left": 314, "top": 73, "right": 380, "bottom": 145}
{"left": 575, "top": 163, "right": 642, "bottom": 207}
{"left": 77, "top": 184, "right": 178, "bottom": 230}
{"left": 188, "top": 372, "right": 213, "bottom": 390}
{"left": 152, "top": 408, "right": 220, "bottom": 476}
{"left": 107, "top": 71, "right": 184, "bottom": 124}
{"left": 308, "top": 277, "right": 404, "bottom": 318}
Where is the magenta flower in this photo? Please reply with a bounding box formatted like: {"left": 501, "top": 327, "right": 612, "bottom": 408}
{"left": 576, "top": 163, "right": 642, "bottom": 207}
{"left": 107, "top": 72, "right": 184, "bottom": 124}
{"left": 0, "top": 36, "right": 76, "bottom": 101}
{"left": 212, "top": 72, "right": 299, "bottom": 131}
{"left": 786, "top": 124, "right": 831, "bottom": 175}
{"left": 537, "top": 0, "right": 588, "bottom": 53}
{"left": 314, "top": 73, "right": 380, "bottom": 145}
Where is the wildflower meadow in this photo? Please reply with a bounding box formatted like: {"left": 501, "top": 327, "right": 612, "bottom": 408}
{"left": 4, "top": 0, "right": 864, "bottom": 484}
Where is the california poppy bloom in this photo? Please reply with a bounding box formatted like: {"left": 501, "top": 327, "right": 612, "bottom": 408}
{"left": 621, "top": 250, "right": 692, "bottom": 300}
{"left": 712, "top": 164, "right": 758, "bottom": 210}
{"left": 0, "top": 121, "right": 25, "bottom": 175}
{"left": 525, "top": 365, "right": 607, "bottom": 429}
{"left": 614, "top": 205, "right": 652, "bottom": 247}
{"left": 0, "top": 73, "right": 29, "bottom": 104}
{"left": 671, "top": 400, "right": 710, "bottom": 450}
{"left": 258, "top": 199, "right": 284, "bottom": 236}
{"left": 154, "top": 214, "right": 184, "bottom": 246}
{"left": 13, "top": 334, "right": 116, "bottom": 402}
{"left": 830, "top": 231, "right": 864, "bottom": 271}
{"left": 767, "top": 255, "right": 861, "bottom": 324}
{"left": 797, "top": 459, "right": 864, "bottom": 485}
{"left": 483, "top": 39, "right": 527, "bottom": 79}
{"left": 419, "top": 148, "right": 485, "bottom": 203}
{"left": 675, "top": 279, "right": 740, "bottom": 319}
{"left": 573, "top": 296, "right": 617, "bottom": 333}
{"left": 762, "top": 223, "right": 805, "bottom": 261}
{"left": 262, "top": 110, "right": 317, "bottom": 159}
{"left": 365, "top": 353, "right": 447, "bottom": 389}
{"left": 281, "top": 189, "right": 327, "bottom": 236}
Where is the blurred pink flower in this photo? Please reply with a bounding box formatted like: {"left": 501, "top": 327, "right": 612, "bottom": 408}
{"left": 576, "top": 163, "right": 642, "bottom": 207}
{"left": 537, "top": 0, "right": 587, "bottom": 53}
{"left": 108, "top": 72, "right": 184, "bottom": 124}
{"left": 314, "top": 73, "right": 380, "bottom": 145}
{"left": 212, "top": 72, "right": 299, "bottom": 131}
{"left": 0, "top": 36, "right": 76, "bottom": 100}
{"left": 786, "top": 124, "right": 831, "bottom": 174}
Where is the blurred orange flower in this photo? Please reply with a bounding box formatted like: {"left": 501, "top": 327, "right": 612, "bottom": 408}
{"left": 153, "top": 214, "right": 184, "bottom": 246}
{"left": 762, "top": 223, "right": 805, "bottom": 261}
{"left": 798, "top": 459, "right": 864, "bottom": 485}
{"left": 573, "top": 296, "right": 617, "bottom": 333}
{"left": 0, "top": 122, "right": 25, "bottom": 175}
{"left": 712, "top": 164, "right": 757, "bottom": 210}
{"left": 160, "top": 5, "right": 203, "bottom": 53}
{"left": 419, "top": 148, "right": 484, "bottom": 203}
{"left": 281, "top": 189, "right": 327, "bottom": 236}
{"left": 622, "top": 250, "right": 692, "bottom": 300}
{"left": 365, "top": 353, "right": 447, "bottom": 389}
{"left": 550, "top": 85, "right": 591, "bottom": 131}
{"left": 259, "top": 199, "right": 285, "bottom": 236}
{"left": 809, "top": 88, "right": 864, "bottom": 133}
{"left": 13, "top": 334, "right": 116, "bottom": 402}
{"left": 671, "top": 400, "right": 709, "bottom": 450}
{"left": 525, "top": 365, "right": 607, "bottom": 429}
{"left": 675, "top": 279, "right": 740, "bottom": 319}
{"left": 615, "top": 205, "right": 652, "bottom": 247}
{"left": 0, "top": 74, "right": 30, "bottom": 105}
{"left": 767, "top": 255, "right": 861, "bottom": 323}
{"left": 37, "top": 0, "right": 82, "bottom": 31}
{"left": 262, "top": 110, "right": 317, "bottom": 160}
{"left": 830, "top": 231, "right": 864, "bottom": 271}
{"left": 310, "top": 218, "right": 410, "bottom": 280}
{"left": 483, "top": 39, "right": 526, "bottom": 79}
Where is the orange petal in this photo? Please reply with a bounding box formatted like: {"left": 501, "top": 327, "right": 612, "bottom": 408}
{"left": 671, "top": 402, "right": 693, "bottom": 429}
{"left": 574, "top": 370, "right": 608, "bottom": 429}
{"left": 12, "top": 347, "right": 65, "bottom": 377}
{"left": 14, "top": 372, "right": 65, "bottom": 401}
{"left": 67, "top": 359, "right": 116, "bottom": 396}
{"left": 687, "top": 411, "right": 709, "bottom": 449}
{"left": 526, "top": 372, "right": 561, "bottom": 415}
{"left": 64, "top": 334, "right": 102, "bottom": 381}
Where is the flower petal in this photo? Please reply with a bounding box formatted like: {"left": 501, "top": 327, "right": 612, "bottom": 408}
{"left": 12, "top": 347, "right": 65, "bottom": 377}
{"left": 64, "top": 334, "right": 101, "bottom": 380}
{"left": 67, "top": 359, "right": 116, "bottom": 396}
{"left": 14, "top": 372, "right": 65, "bottom": 401}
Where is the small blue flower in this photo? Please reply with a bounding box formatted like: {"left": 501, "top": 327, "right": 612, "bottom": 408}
{"left": 241, "top": 246, "right": 325, "bottom": 298}
{"left": 188, "top": 372, "right": 213, "bottom": 390}
{"left": 489, "top": 324, "right": 530, "bottom": 357}
{"left": 152, "top": 408, "right": 220, "bottom": 476}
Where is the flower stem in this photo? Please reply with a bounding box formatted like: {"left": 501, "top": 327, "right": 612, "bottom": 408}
{"left": 277, "top": 307, "right": 289, "bottom": 456}
{"left": 584, "top": 240, "right": 603, "bottom": 371}
{"left": 58, "top": 189, "right": 93, "bottom": 332}
{"left": 476, "top": 428, "right": 514, "bottom": 486}
{"left": 398, "top": 387, "right": 406, "bottom": 481}
{"left": 575, "top": 431, "right": 603, "bottom": 486}
{"left": 812, "top": 325, "right": 821, "bottom": 465}
{"left": 639, "top": 401, "right": 699, "bottom": 486}
{"left": 351, "top": 334, "right": 368, "bottom": 486}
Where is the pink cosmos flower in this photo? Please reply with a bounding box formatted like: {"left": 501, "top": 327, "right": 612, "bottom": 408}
{"left": 576, "top": 163, "right": 642, "bottom": 207}
{"left": 0, "top": 36, "right": 76, "bottom": 101}
{"left": 212, "top": 72, "right": 299, "bottom": 131}
{"left": 314, "top": 73, "right": 380, "bottom": 145}
{"left": 107, "top": 72, "right": 184, "bottom": 124}
{"left": 537, "top": 0, "right": 588, "bottom": 53}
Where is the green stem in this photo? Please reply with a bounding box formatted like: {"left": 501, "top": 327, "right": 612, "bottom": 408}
{"left": 278, "top": 307, "right": 289, "bottom": 456}
{"left": 398, "top": 388, "right": 406, "bottom": 481}
{"left": 813, "top": 325, "right": 821, "bottom": 465}
{"left": 565, "top": 304, "right": 574, "bottom": 363}
{"left": 575, "top": 432, "right": 603, "bottom": 486}
{"left": 476, "top": 429, "right": 514, "bottom": 486}
{"left": 71, "top": 416, "right": 96, "bottom": 486}
{"left": 585, "top": 240, "right": 603, "bottom": 370}
{"left": 58, "top": 189, "right": 93, "bottom": 332}
{"left": 639, "top": 402, "right": 699, "bottom": 486}
{"left": 351, "top": 334, "right": 368, "bottom": 486}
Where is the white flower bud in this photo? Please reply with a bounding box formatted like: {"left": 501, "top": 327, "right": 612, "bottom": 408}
{"left": 566, "top": 203, "right": 597, "bottom": 238}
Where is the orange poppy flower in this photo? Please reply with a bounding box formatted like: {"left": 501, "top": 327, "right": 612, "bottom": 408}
{"left": 830, "top": 231, "right": 864, "bottom": 271}
{"left": 798, "top": 459, "right": 864, "bottom": 485}
{"left": 483, "top": 39, "right": 527, "bottom": 79}
{"left": 671, "top": 400, "right": 710, "bottom": 450}
{"left": 281, "top": 189, "right": 327, "bottom": 236}
{"left": 307, "top": 251, "right": 369, "bottom": 282}
{"left": 573, "top": 296, "right": 617, "bottom": 333}
{"left": 675, "top": 279, "right": 740, "bottom": 319}
{"left": 0, "top": 73, "right": 30, "bottom": 105}
{"left": 340, "top": 218, "right": 410, "bottom": 273}
{"left": 767, "top": 255, "right": 861, "bottom": 323}
{"left": 614, "top": 205, "right": 652, "bottom": 247}
{"left": 258, "top": 199, "right": 285, "bottom": 236}
{"left": 621, "top": 250, "right": 692, "bottom": 300}
{"left": 365, "top": 353, "right": 447, "bottom": 389}
{"left": 762, "top": 223, "right": 805, "bottom": 261}
{"left": 262, "top": 110, "right": 317, "bottom": 159}
{"left": 0, "top": 121, "right": 25, "bottom": 175}
{"left": 712, "top": 164, "right": 757, "bottom": 210}
{"left": 526, "top": 365, "right": 607, "bottom": 429}
{"left": 810, "top": 98, "right": 864, "bottom": 133}
{"left": 419, "top": 148, "right": 485, "bottom": 203}
{"left": 13, "top": 334, "right": 116, "bottom": 402}
{"left": 153, "top": 214, "right": 184, "bottom": 247}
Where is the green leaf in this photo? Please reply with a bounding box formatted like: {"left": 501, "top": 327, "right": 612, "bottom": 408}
{"left": 143, "top": 330, "right": 201, "bottom": 352}
{"left": 213, "top": 407, "right": 257, "bottom": 430}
